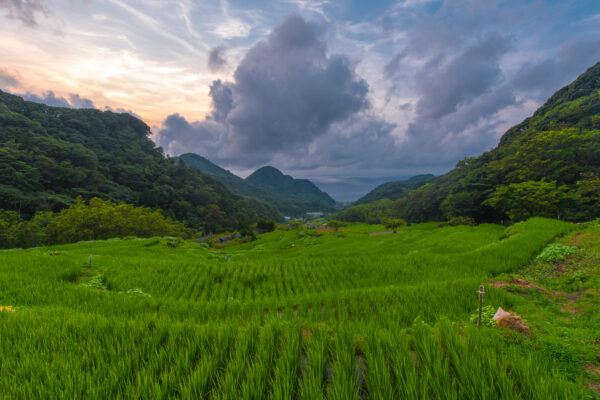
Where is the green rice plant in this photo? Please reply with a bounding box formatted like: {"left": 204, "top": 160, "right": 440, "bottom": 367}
{"left": 269, "top": 324, "right": 302, "bottom": 400}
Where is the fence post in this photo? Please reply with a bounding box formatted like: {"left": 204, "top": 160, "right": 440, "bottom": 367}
{"left": 89, "top": 254, "right": 93, "bottom": 269}
{"left": 477, "top": 285, "right": 485, "bottom": 329}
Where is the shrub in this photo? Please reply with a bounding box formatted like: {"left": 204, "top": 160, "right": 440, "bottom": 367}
{"left": 469, "top": 305, "right": 496, "bottom": 327}
{"left": 439, "top": 216, "right": 477, "bottom": 227}
{"left": 256, "top": 220, "right": 275, "bottom": 232}
{"left": 536, "top": 243, "right": 578, "bottom": 263}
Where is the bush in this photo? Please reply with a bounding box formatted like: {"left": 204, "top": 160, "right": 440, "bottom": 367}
{"left": 469, "top": 305, "right": 496, "bottom": 327}
{"left": 439, "top": 216, "right": 477, "bottom": 227}
{"left": 256, "top": 220, "right": 275, "bottom": 232}
{"left": 536, "top": 243, "right": 578, "bottom": 263}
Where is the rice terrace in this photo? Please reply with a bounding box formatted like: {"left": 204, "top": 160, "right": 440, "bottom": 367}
{"left": 2, "top": 218, "right": 600, "bottom": 398}
{"left": 2, "top": 0, "right": 600, "bottom": 398}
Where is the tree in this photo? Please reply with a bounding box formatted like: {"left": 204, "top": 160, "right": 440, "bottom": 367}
{"left": 384, "top": 218, "right": 406, "bottom": 233}
{"left": 256, "top": 220, "right": 275, "bottom": 232}
{"left": 289, "top": 221, "right": 303, "bottom": 230}
{"left": 483, "top": 180, "right": 575, "bottom": 222}
{"left": 328, "top": 220, "right": 347, "bottom": 232}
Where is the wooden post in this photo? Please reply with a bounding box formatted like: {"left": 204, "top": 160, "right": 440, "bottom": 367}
{"left": 89, "top": 254, "right": 92, "bottom": 269}
{"left": 477, "top": 285, "right": 485, "bottom": 329}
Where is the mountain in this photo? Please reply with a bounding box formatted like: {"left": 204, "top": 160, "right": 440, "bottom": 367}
{"left": 0, "top": 90, "right": 279, "bottom": 231}
{"left": 386, "top": 62, "right": 600, "bottom": 223}
{"left": 179, "top": 154, "right": 336, "bottom": 216}
{"left": 353, "top": 174, "right": 435, "bottom": 205}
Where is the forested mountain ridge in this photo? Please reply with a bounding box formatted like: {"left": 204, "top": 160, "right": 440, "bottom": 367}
{"left": 340, "top": 62, "right": 600, "bottom": 224}
{"left": 0, "top": 90, "right": 279, "bottom": 230}
{"left": 180, "top": 153, "right": 336, "bottom": 216}
{"left": 397, "top": 62, "right": 600, "bottom": 223}
{"left": 353, "top": 174, "right": 435, "bottom": 205}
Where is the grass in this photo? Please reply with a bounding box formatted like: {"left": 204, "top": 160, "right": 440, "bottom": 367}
{"left": 0, "top": 218, "right": 597, "bottom": 398}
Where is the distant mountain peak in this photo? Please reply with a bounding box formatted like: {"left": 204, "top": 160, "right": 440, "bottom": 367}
{"left": 180, "top": 154, "right": 336, "bottom": 216}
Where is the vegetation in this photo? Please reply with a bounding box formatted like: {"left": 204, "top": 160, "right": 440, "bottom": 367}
{"left": 438, "top": 216, "right": 477, "bottom": 227}
{"left": 339, "top": 63, "right": 600, "bottom": 224}
{"left": 353, "top": 174, "right": 434, "bottom": 205}
{"left": 0, "top": 197, "right": 188, "bottom": 248}
{"left": 0, "top": 218, "right": 597, "bottom": 397}
{"left": 327, "top": 219, "right": 347, "bottom": 232}
{"left": 0, "top": 91, "right": 278, "bottom": 232}
{"left": 256, "top": 220, "right": 276, "bottom": 232}
{"left": 384, "top": 218, "right": 406, "bottom": 232}
{"left": 180, "top": 154, "right": 335, "bottom": 216}
{"left": 335, "top": 198, "right": 397, "bottom": 224}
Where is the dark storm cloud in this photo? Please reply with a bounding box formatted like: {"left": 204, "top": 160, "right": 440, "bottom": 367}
{"left": 383, "top": 1, "right": 526, "bottom": 166}
{"left": 511, "top": 38, "right": 600, "bottom": 100}
{"left": 157, "top": 13, "right": 375, "bottom": 166}
{"left": 402, "top": 32, "right": 516, "bottom": 161}
{"left": 207, "top": 46, "right": 227, "bottom": 72}
{"left": 20, "top": 90, "right": 95, "bottom": 109}
{"left": 0, "top": 0, "right": 46, "bottom": 27}
{"left": 414, "top": 33, "right": 510, "bottom": 121}
{"left": 0, "top": 68, "right": 19, "bottom": 88}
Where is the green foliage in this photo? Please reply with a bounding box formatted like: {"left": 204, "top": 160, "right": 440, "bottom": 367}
{"left": 536, "top": 243, "right": 578, "bottom": 263}
{"left": 0, "top": 91, "right": 278, "bottom": 232}
{"left": 469, "top": 305, "right": 496, "bottom": 328}
{"left": 353, "top": 174, "right": 434, "bottom": 205}
{"left": 335, "top": 198, "right": 396, "bottom": 224}
{"left": 256, "top": 220, "right": 275, "bottom": 232}
{"left": 0, "top": 197, "right": 188, "bottom": 248}
{"left": 327, "top": 219, "right": 347, "bottom": 231}
{"left": 384, "top": 218, "right": 406, "bottom": 232}
{"left": 438, "top": 216, "right": 477, "bottom": 227}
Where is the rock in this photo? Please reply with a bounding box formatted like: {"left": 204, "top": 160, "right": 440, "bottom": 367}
{"left": 494, "top": 307, "right": 531, "bottom": 336}
{"left": 493, "top": 307, "right": 510, "bottom": 321}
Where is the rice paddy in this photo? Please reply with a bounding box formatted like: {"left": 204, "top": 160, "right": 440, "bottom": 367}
{"left": 0, "top": 217, "right": 595, "bottom": 398}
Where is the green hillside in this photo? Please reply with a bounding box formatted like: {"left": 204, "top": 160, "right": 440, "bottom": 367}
{"left": 355, "top": 62, "right": 600, "bottom": 224}
{"left": 1, "top": 218, "right": 597, "bottom": 397}
{"left": 353, "top": 174, "right": 434, "bottom": 205}
{"left": 180, "top": 153, "right": 336, "bottom": 216}
{"left": 0, "top": 91, "right": 278, "bottom": 231}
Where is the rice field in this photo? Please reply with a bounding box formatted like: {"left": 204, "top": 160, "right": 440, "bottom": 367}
{"left": 0, "top": 218, "right": 593, "bottom": 398}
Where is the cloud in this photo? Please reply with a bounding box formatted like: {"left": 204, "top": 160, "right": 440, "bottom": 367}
{"left": 511, "top": 38, "right": 600, "bottom": 100}
{"left": 411, "top": 32, "right": 512, "bottom": 128}
{"left": 20, "top": 90, "right": 96, "bottom": 109}
{"left": 69, "top": 93, "right": 95, "bottom": 109}
{"left": 207, "top": 45, "right": 227, "bottom": 72}
{"left": 157, "top": 13, "right": 374, "bottom": 167}
{"left": 381, "top": 1, "right": 527, "bottom": 166}
{"left": 104, "top": 106, "right": 142, "bottom": 119}
{"left": 0, "top": 68, "right": 20, "bottom": 89}
{"left": 0, "top": 0, "right": 46, "bottom": 27}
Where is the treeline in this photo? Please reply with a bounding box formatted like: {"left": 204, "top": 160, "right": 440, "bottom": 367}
{"left": 339, "top": 63, "right": 600, "bottom": 224}
{"left": 0, "top": 197, "right": 188, "bottom": 249}
{"left": 0, "top": 91, "right": 279, "bottom": 232}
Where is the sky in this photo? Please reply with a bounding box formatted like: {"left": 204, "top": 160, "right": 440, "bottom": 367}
{"left": 1, "top": 0, "right": 600, "bottom": 200}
